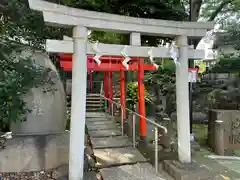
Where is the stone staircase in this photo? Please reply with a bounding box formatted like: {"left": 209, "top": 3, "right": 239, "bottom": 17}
{"left": 86, "top": 112, "right": 169, "bottom": 180}
{"left": 86, "top": 93, "right": 104, "bottom": 112}
{"left": 85, "top": 93, "right": 172, "bottom": 180}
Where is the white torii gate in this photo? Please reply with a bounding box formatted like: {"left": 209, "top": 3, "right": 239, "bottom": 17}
{"left": 28, "top": 0, "right": 214, "bottom": 179}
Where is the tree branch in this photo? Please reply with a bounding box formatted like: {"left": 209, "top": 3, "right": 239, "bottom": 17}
{"left": 208, "top": 0, "right": 233, "bottom": 21}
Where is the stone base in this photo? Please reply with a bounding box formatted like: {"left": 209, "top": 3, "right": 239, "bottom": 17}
{"left": 163, "top": 160, "right": 217, "bottom": 180}
{"left": 0, "top": 132, "right": 69, "bottom": 172}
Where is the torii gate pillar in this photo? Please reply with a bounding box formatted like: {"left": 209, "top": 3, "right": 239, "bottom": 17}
{"left": 130, "top": 32, "right": 147, "bottom": 143}
{"left": 138, "top": 58, "right": 147, "bottom": 142}
{"left": 120, "top": 70, "right": 126, "bottom": 119}
{"left": 109, "top": 72, "right": 113, "bottom": 111}
{"left": 104, "top": 72, "right": 109, "bottom": 100}
{"left": 69, "top": 26, "right": 88, "bottom": 179}
{"left": 175, "top": 35, "right": 191, "bottom": 163}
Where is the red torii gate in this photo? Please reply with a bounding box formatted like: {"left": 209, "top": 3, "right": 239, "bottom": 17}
{"left": 58, "top": 53, "right": 157, "bottom": 142}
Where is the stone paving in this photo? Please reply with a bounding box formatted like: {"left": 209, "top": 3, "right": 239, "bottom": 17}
{"left": 94, "top": 147, "right": 147, "bottom": 168}
{"left": 100, "top": 163, "right": 168, "bottom": 180}
{"left": 193, "top": 148, "right": 240, "bottom": 180}
{"left": 86, "top": 112, "right": 169, "bottom": 180}
{"left": 91, "top": 136, "right": 133, "bottom": 149}
{"left": 88, "top": 128, "right": 122, "bottom": 137}
{"left": 217, "top": 160, "right": 240, "bottom": 175}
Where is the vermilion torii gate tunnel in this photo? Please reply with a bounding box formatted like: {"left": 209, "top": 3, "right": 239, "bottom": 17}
{"left": 58, "top": 53, "right": 158, "bottom": 140}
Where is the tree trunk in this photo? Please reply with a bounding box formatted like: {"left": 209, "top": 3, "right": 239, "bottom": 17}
{"left": 191, "top": 0, "right": 203, "bottom": 21}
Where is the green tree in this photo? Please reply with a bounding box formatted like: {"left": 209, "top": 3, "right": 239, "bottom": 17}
{"left": 0, "top": 0, "right": 70, "bottom": 48}
{"left": 145, "top": 61, "right": 176, "bottom": 117}
{"left": 188, "top": 0, "right": 240, "bottom": 22}
{"left": 228, "top": 23, "right": 240, "bottom": 50}
{"left": 0, "top": 0, "right": 188, "bottom": 46}
{"left": 181, "top": 0, "right": 240, "bottom": 47}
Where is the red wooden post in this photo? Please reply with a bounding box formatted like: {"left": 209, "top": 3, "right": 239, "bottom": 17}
{"left": 120, "top": 70, "right": 126, "bottom": 119}
{"left": 109, "top": 72, "right": 113, "bottom": 110}
{"left": 104, "top": 72, "right": 109, "bottom": 98}
{"left": 89, "top": 71, "right": 93, "bottom": 92}
{"left": 138, "top": 58, "right": 147, "bottom": 143}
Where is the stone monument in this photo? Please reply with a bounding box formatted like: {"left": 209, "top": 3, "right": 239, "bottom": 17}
{"left": 208, "top": 109, "right": 240, "bottom": 155}
{"left": 11, "top": 50, "right": 67, "bottom": 134}
{"left": 0, "top": 49, "right": 69, "bottom": 173}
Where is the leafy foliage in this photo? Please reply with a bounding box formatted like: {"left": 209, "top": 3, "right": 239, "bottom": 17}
{"left": 207, "top": 86, "right": 240, "bottom": 110}
{"left": 200, "top": 0, "right": 239, "bottom": 22}
{"left": 211, "top": 55, "right": 240, "bottom": 73}
{"left": 227, "top": 23, "right": 240, "bottom": 50}
{"left": 194, "top": 55, "right": 240, "bottom": 111}
{"left": 145, "top": 62, "right": 176, "bottom": 96}
{"left": 1, "top": 0, "right": 70, "bottom": 48}
{"left": 126, "top": 82, "right": 152, "bottom": 110}
{"left": 145, "top": 62, "right": 176, "bottom": 116}
{"left": 0, "top": 0, "right": 188, "bottom": 47}
{"left": 0, "top": 37, "right": 56, "bottom": 131}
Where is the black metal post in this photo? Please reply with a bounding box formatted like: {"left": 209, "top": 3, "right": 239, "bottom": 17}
{"left": 189, "top": 0, "right": 193, "bottom": 134}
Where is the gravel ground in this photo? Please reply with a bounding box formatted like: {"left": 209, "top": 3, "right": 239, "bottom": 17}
{"left": 0, "top": 170, "right": 61, "bottom": 180}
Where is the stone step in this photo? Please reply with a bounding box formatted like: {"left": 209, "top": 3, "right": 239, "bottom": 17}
{"left": 86, "top": 121, "right": 116, "bottom": 127}
{"left": 86, "top": 108, "right": 104, "bottom": 112}
{"left": 86, "top": 97, "right": 101, "bottom": 101}
{"left": 86, "top": 103, "right": 102, "bottom": 107}
{"left": 86, "top": 106, "right": 104, "bottom": 109}
{"left": 88, "top": 129, "right": 122, "bottom": 138}
{"left": 100, "top": 163, "right": 167, "bottom": 180}
{"left": 91, "top": 136, "right": 132, "bottom": 149}
{"left": 87, "top": 93, "right": 101, "bottom": 96}
{"left": 87, "top": 100, "right": 102, "bottom": 104}
{"left": 86, "top": 117, "right": 110, "bottom": 122}
{"left": 83, "top": 172, "right": 98, "bottom": 180}
{"left": 87, "top": 123, "right": 119, "bottom": 131}
{"left": 94, "top": 147, "right": 147, "bottom": 168}
{"left": 86, "top": 96, "right": 101, "bottom": 99}
{"left": 86, "top": 112, "right": 106, "bottom": 118}
{"left": 163, "top": 160, "right": 218, "bottom": 180}
{"left": 86, "top": 105, "right": 103, "bottom": 108}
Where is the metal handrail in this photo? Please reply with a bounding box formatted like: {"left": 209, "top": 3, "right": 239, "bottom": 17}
{"left": 99, "top": 94, "right": 168, "bottom": 134}
{"left": 99, "top": 93, "right": 168, "bottom": 173}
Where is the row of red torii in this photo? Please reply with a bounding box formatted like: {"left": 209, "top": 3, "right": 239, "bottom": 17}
{"left": 28, "top": 0, "right": 214, "bottom": 179}
{"left": 58, "top": 53, "right": 158, "bottom": 136}
{"left": 58, "top": 53, "right": 198, "bottom": 136}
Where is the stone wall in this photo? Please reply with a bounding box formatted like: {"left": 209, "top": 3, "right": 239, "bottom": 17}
{"left": 0, "top": 132, "right": 69, "bottom": 172}
{"left": 208, "top": 109, "right": 240, "bottom": 155}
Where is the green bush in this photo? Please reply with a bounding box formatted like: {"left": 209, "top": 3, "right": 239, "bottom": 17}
{"left": 145, "top": 66, "right": 176, "bottom": 116}
{"left": 126, "top": 82, "right": 152, "bottom": 110}
{"left": 211, "top": 55, "right": 240, "bottom": 73}
{"left": 0, "top": 37, "right": 56, "bottom": 131}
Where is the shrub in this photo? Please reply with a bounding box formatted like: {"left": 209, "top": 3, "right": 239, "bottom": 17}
{"left": 126, "top": 82, "right": 152, "bottom": 110}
